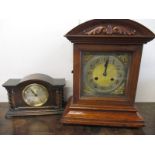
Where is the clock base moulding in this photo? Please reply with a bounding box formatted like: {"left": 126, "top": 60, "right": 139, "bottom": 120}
{"left": 61, "top": 97, "right": 144, "bottom": 127}
{"left": 6, "top": 108, "right": 64, "bottom": 118}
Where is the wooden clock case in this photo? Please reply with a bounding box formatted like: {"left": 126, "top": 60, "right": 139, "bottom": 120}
{"left": 3, "top": 73, "right": 65, "bottom": 118}
{"left": 62, "top": 19, "right": 155, "bottom": 127}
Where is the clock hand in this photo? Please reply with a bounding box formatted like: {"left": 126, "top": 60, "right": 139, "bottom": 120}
{"left": 30, "top": 89, "right": 37, "bottom": 97}
{"left": 39, "top": 98, "right": 43, "bottom": 103}
{"left": 103, "top": 57, "right": 109, "bottom": 76}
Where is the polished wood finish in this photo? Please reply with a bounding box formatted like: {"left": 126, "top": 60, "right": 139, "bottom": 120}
{"left": 65, "top": 19, "right": 154, "bottom": 44}
{"left": 62, "top": 19, "right": 155, "bottom": 127}
{"left": 0, "top": 102, "right": 155, "bottom": 135}
{"left": 3, "top": 74, "right": 65, "bottom": 117}
{"left": 62, "top": 97, "right": 144, "bottom": 127}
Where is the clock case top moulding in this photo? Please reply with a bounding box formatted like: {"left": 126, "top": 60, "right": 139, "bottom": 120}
{"left": 65, "top": 19, "right": 154, "bottom": 44}
{"left": 62, "top": 19, "right": 155, "bottom": 127}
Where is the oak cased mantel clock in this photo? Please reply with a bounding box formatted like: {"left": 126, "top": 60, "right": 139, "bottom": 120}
{"left": 3, "top": 73, "right": 65, "bottom": 118}
{"left": 62, "top": 19, "right": 155, "bottom": 127}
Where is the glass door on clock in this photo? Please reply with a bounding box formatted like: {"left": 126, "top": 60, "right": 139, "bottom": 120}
{"left": 80, "top": 51, "right": 131, "bottom": 97}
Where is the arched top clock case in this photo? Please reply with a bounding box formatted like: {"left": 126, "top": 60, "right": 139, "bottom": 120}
{"left": 3, "top": 73, "right": 65, "bottom": 117}
{"left": 62, "top": 19, "right": 155, "bottom": 127}
{"left": 19, "top": 73, "right": 65, "bottom": 86}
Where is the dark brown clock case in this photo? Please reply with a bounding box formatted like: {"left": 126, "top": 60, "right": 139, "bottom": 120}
{"left": 3, "top": 73, "right": 65, "bottom": 118}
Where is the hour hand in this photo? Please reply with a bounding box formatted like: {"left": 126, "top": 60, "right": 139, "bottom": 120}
{"left": 30, "top": 89, "right": 37, "bottom": 97}
{"left": 103, "top": 57, "right": 109, "bottom": 76}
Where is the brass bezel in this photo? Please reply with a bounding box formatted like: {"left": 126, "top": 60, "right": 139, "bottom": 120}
{"left": 22, "top": 83, "right": 49, "bottom": 107}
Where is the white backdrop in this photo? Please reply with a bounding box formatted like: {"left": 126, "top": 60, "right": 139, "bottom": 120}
{"left": 0, "top": 18, "right": 155, "bottom": 102}
{"left": 0, "top": 0, "right": 155, "bottom": 154}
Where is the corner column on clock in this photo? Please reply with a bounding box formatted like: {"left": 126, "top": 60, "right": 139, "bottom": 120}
{"left": 62, "top": 19, "right": 155, "bottom": 127}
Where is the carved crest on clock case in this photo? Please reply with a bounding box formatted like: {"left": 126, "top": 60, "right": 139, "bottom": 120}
{"left": 84, "top": 25, "right": 136, "bottom": 35}
{"left": 65, "top": 19, "right": 154, "bottom": 44}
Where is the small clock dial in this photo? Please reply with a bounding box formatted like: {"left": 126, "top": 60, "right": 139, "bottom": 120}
{"left": 22, "top": 83, "right": 49, "bottom": 107}
{"left": 81, "top": 52, "right": 131, "bottom": 97}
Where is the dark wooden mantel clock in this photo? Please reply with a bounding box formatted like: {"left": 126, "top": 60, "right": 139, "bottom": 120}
{"left": 3, "top": 73, "right": 65, "bottom": 118}
{"left": 62, "top": 19, "right": 155, "bottom": 127}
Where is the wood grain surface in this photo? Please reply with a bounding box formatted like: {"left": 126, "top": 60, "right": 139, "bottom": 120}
{"left": 0, "top": 102, "right": 154, "bottom": 135}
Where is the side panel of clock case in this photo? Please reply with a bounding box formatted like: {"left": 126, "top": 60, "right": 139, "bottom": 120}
{"left": 73, "top": 44, "right": 143, "bottom": 107}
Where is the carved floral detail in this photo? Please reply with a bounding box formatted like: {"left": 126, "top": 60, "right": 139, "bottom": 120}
{"left": 84, "top": 25, "right": 136, "bottom": 35}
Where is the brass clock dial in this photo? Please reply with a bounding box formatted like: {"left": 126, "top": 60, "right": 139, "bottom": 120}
{"left": 81, "top": 52, "right": 131, "bottom": 97}
{"left": 22, "top": 83, "right": 49, "bottom": 107}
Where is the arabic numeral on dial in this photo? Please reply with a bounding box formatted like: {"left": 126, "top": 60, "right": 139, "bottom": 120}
{"left": 101, "top": 57, "right": 106, "bottom": 62}
{"left": 118, "top": 73, "right": 122, "bottom": 77}
{"left": 89, "top": 78, "right": 93, "bottom": 83}
{"left": 96, "top": 59, "right": 100, "bottom": 64}
{"left": 119, "top": 55, "right": 128, "bottom": 63}
{"left": 112, "top": 59, "right": 115, "bottom": 64}
{"left": 117, "top": 67, "right": 121, "bottom": 71}
{"left": 87, "top": 70, "right": 93, "bottom": 75}
{"left": 90, "top": 64, "right": 95, "bottom": 69}
{"left": 91, "top": 82, "right": 98, "bottom": 89}
{"left": 115, "top": 80, "right": 120, "bottom": 85}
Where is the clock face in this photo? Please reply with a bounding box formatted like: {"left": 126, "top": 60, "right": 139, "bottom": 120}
{"left": 22, "top": 83, "right": 49, "bottom": 107}
{"left": 81, "top": 52, "right": 131, "bottom": 97}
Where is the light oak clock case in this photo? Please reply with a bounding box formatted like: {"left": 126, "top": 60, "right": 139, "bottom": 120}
{"left": 62, "top": 19, "right": 155, "bottom": 127}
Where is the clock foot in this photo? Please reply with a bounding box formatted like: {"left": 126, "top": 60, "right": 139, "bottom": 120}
{"left": 61, "top": 97, "right": 144, "bottom": 128}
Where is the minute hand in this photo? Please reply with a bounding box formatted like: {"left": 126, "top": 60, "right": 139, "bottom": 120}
{"left": 103, "top": 57, "right": 109, "bottom": 76}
